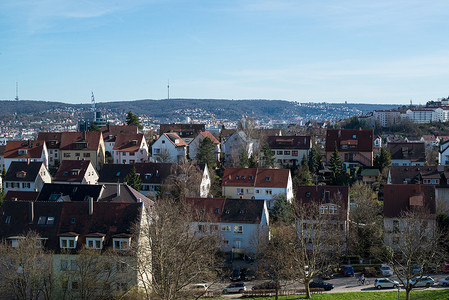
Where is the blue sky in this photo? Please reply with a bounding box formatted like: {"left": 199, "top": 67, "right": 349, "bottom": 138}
{"left": 1, "top": 0, "right": 449, "bottom": 104}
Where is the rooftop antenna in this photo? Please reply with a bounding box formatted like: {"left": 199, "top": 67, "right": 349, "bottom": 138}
{"left": 15, "top": 82, "right": 19, "bottom": 101}
{"left": 91, "top": 91, "right": 96, "bottom": 112}
{"left": 167, "top": 79, "right": 170, "bottom": 100}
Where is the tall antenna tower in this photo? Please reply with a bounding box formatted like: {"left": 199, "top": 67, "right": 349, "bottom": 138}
{"left": 167, "top": 80, "right": 170, "bottom": 100}
{"left": 15, "top": 82, "right": 19, "bottom": 101}
{"left": 91, "top": 91, "right": 96, "bottom": 112}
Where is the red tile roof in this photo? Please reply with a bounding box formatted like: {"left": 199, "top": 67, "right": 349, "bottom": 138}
{"left": 222, "top": 168, "right": 290, "bottom": 188}
{"left": 387, "top": 142, "right": 426, "bottom": 162}
{"left": 383, "top": 184, "right": 436, "bottom": 218}
{"left": 4, "top": 191, "right": 39, "bottom": 202}
{"left": 199, "top": 132, "right": 220, "bottom": 145}
{"left": 60, "top": 132, "right": 102, "bottom": 151}
{"left": 113, "top": 133, "right": 145, "bottom": 152}
{"left": 4, "top": 140, "right": 46, "bottom": 159}
{"left": 325, "top": 129, "right": 374, "bottom": 152}
{"left": 53, "top": 160, "right": 93, "bottom": 182}
{"left": 37, "top": 132, "right": 62, "bottom": 149}
{"left": 295, "top": 185, "right": 350, "bottom": 211}
{"left": 267, "top": 136, "right": 311, "bottom": 150}
{"left": 101, "top": 125, "right": 138, "bottom": 142}
{"left": 164, "top": 132, "right": 187, "bottom": 147}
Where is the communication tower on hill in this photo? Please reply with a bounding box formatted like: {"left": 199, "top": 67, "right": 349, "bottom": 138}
{"left": 15, "top": 82, "right": 19, "bottom": 101}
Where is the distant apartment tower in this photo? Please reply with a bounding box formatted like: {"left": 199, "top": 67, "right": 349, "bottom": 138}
{"left": 373, "top": 110, "right": 401, "bottom": 127}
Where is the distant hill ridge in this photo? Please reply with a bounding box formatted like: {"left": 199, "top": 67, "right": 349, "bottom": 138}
{"left": 0, "top": 99, "right": 400, "bottom": 121}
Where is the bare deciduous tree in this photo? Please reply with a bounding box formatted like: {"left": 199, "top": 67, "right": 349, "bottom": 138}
{"left": 134, "top": 197, "right": 219, "bottom": 300}
{"left": 163, "top": 158, "right": 203, "bottom": 202}
{"left": 382, "top": 210, "right": 440, "bottom": 300}
{"left": 0, "top": 231, "right": 53, "bottom": 300}
{"left": 293, "top": 202, "right": 345, "bottom": 298}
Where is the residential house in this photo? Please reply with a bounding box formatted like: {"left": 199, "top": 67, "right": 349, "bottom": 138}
{"left": 159, "top": 123, "right": 205, "bottom": 144}
{"left": 222, "top": 167, "right": 293, "bottom": 209}
{"left": 266, "top": 135, "right": 311, "bottom": 167}
{"left": 387, "top": 142, "right": 426, "bottom": 166}
{"left": 0, "top": 199, "right": 148, "bottom": 297}
{"left": 101, "top": 124, "right": 139, "bottom": 156}
{"left": 98, "top": 162, "right": 211, "bottom": 198}
{"left": 151, "top": 133, "right": 187, "bottom": 163}
{"left": 325, "top": 129, "right": 374, "bottom": 169}
{"left": 3, "top": 161, "right": 51, "bottom": 193}
{"left": 188, "top": 131, "right": 220, "bottom": 161}
{"left": 383, "top": 184, "right": 436, "bottom": 249}
{"left": 421, "top": 135, "right": 438, "bottom": 149}
{"left": 53, "top": 160, "right": 99, "bottom": 185}
{"left": 113, "top": 133, "right": 149, "bottom": 164}
{"left": 37, "top": 132, "right": 62, "bottom": 167}
{"left": 360, "top": 169, "right": 380, "bottom": 184}
{"left": 295, "top": 185, "right": 350, "bottom": 249}
{"left": 185, "top": 197, "right": 269, "bottom": 256}
{"left": 374, "top": 136, "right": 382, "bottom": 149}
{"left": 4, "top": 140, "right": 49, "bottom": 170}
{"left": 59, "top": 132, "right": 105, "bottom": 170}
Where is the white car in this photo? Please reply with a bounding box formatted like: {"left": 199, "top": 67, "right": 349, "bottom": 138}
{"left": 379, "top": 264, "right": 393, "bottom": 277}
{"left": 408, "top": 276, "right": 434, "bottom": 288}
{"left": 438, "top": 276, "right": 449, "bottom": 287}
{"left": 222, "top": 282, "right": 246, "bottom": 294}
{"left": 374, "top": 278, "right": 399, "bottom": 289}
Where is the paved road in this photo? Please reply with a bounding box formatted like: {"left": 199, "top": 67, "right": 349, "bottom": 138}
{"left": 215, "top": 274, "right": 449, "bottom": 298}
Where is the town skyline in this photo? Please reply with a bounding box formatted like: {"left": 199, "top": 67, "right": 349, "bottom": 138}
{"left": 1, "top": 1, "right": 449, "bottom": 104}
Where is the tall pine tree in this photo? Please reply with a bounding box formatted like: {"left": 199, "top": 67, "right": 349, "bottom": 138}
{"left": 329, "top": 143, "right": 345, "bottom": 185}
{"left": 124, "top": 166, "right": 142, "bottom": 191}
{"left": 196, "top": 137, "right": 217, "bottom": 167}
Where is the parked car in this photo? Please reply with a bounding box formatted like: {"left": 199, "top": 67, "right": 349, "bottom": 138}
{"left": 244, "top": 269, "right": 256, "bottom": 281}
{"left": 438, "top": 276, "right": 449, "bottom": 287}
{"left": 408, "top": 276, "right": 434, "bottom": 288}
{"left": 343, "top": 265, "right": 354, "bottom": 277}
{"left": 309, "top": 280, "right": 334, "bottom": 291}
{"left": 374, "top": 278, "right": 399, "bottom": 289}
{"left": 379, "top": 264, "right": 393, "bottom": 277}
{"left": 222, "top": 282, "right": 246, "bottom": 294}
{"left": 230, "top": 268, "right": 241, "bottom": 281}
{"left": 190, "top": 283, "right": 208, "bottom": 291}
{"left": 252, "top": 281, "right": 281, "bottom": 290}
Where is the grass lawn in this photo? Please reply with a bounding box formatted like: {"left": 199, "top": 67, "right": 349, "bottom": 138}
{"left": 242, "top": 289, "right": 449, "bottom": 300}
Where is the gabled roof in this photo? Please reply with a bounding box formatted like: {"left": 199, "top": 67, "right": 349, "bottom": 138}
{"left": 4, "top": 140, "right": 46, "bottom": 159}
{"left": 388, "top": 165, "right": 446, "bottom": 184}
{"left": 383, "top": 184, "right": 436, "bottom": 218}
{"left": 4, "top": 191, "right": 39, "bottom": 202}
{"left": 60, "top": 132, "right": 102, "bottom": 151}
{"left": 360, "top": 169, "right": 380, "bottom": 177}
{"left": 295, "top": 185, "right": 350, "bottom": 212}
{"left": 100, "top": 183, "right": 154, "bottom": 209}
{"left": 101, "top": 125, "right": 138, "bottom": 143}
{"left": 4, "top": 161, "right": 45, "bottom": 182}
{"left": 197, "top": 132, "right": 220, "bottom": 145}
{"left": 387, "top": 142, "right": 426, "bottom": 162}
{"left": 222, "top": 168, "right": 290, "bottom": 188}
{"left": 53, "top": 160, "right": 94, "bottom": 183}
{"left": 325, "top": 129, "right": 374, "bottom": 152}
{"left": 163, "top": 132, "right": 187, "bottom": 147}
{"left": 98, "top": 163, "right": 173, "bottom": 184}
{"left": 0, "top": 200, "right": 142, "bottom": 252}
{"left": 185, "top": 197, "right": 265, "bottom": 224}
{"left": 37, "top": 183, "right": 103, "bottom": 202}
{"left": 113, "top": 133, "right": 145, "bottom": 152}
{"left": 267, "top": 135, "right": 311, "bottom": 150}
{"left": 37, "top": 132, "right": 62, "bottom": 149}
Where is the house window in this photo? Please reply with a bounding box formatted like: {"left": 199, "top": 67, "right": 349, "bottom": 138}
{"left": 60, "top": 237, "right": 78, "bottom": 249}
{"left": 246, "top": 189, "right": 253, "bottom": 194}
{"left": 84, "top": 153, "right": 90, "bottom": 158}
{"left": 116, "top": 262, "right": 128, "bottom": 272}
{"left": 38, "top": 216, "right": 47, "bottom": 225}
{"left": 305, "top": 192, "right": 311, "bottom": 197}
{"left": 198, "top": 224, "right": 206, "bottom": 232}
{"left": 320, "top": 205, "right": 329, "bottom": 215}
{"left": 113, "top": 238, "right": 130, "bottom": 250}
{"left": 71, "top": 281, "right": 79, "bottom": 290}
{"left": 266, "top": 176, "right": 271, "bottom": 182}
{"left": 329, "top": 205, "right": 338, "bottom": 214}
{"left": 256, "top": 189, "right": 260, "bottom": 194}
{"left": 75, "top": 153, "right": 80, "bottom": 157}
{"left": 237, "top": 188, "right": 244, "bottom": 195}
{"left": 292, "top": 151, "right": 298, "bottom": 156}
{"left": 234, "top": 225, "right": 243, "bottom": 234}
{"left": 210, "top": 225, "right": 219, "bottom": 231}
{"left": 393, "top": 220, "right": 400, "bottom": 233}
{"left": 277, "top": 151, "right": 283, "bottom": 155}
{"left": 86, "top": 238, "right": 103, "bottom": 249}
{"left": 266, "top": 189, "right": 272, "bottom": 195}
{"left": 64, "top": 153, "right": 71, "bottom": 158}
{"left": 153, "top": 148, "right": 160, "bottom": 154}
{"left": 284, "top": 151, "right": 290, "bottom": 155}
{"left": 221, "top": 225, "right": 230, "bottom": 231}
{"left": 215, "top": 208, "right": 220, "bottom": 214}
{"left": 123, "top": 152, "right": 126, "bottom": 156}
{"left": 130, "top": 152, "right": 135, "bottom": 156}
{"left": 5, "top": 216, "right": 11, "bottom": 224}
{"left": 116, "top": 282, "right": 128, "bottom": 292}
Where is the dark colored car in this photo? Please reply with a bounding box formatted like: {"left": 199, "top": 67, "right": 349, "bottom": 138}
{"left": 252, "top": 281, "right": 281, "bottom": 290}
{"left": 243, "top": 269, "right": 256, "bottom": 281}
{"left": 309, "top": 280, "right": 334, "bottom": 291}
{"left": 343, "top": 265, "right": 354, "bottom": 276}
{"left": 230, "top": 269, "right": 241, "bottom": 281}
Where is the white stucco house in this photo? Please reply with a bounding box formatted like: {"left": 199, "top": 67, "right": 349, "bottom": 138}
{"left": 113, "top": 133, "right": 149, "bottom": 164}
{"left": 3, "top": 161, "right": 51, "bottom": 193}
{"left": 151, "top": 133, "right": 187, "bottom": 163}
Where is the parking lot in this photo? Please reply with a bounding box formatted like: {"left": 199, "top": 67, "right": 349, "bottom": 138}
{"left": 213, "top": 273, "right": 449, "bottom": 298}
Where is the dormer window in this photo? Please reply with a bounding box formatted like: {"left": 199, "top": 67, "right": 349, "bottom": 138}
{"left": 266, "top": 176, "right": 270, "bottom": 182}
{"left": 113, "top": 238, "right": 130, "bottom": 250}
{"left": 18, "top": 149, "right": 27, "bottom": 155}
{"left": 215, "top": 208, "right": 220, "bottom": 214}
{"left": 5, "top": 216, "right": 11, "bottom": 224}
{"left": 86, "top": 237, "right": 104, "bottom": 249}
{"left": 241, "top": 176, "right": 245, "bottom": 180}
{"left": 60, "top": 236, "right": 78, "bottom": 249}
{"left": 16, "top": 171, "right": 27, "bottom": 178}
